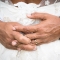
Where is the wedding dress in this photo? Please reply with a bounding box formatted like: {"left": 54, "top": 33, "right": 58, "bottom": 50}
{"left": 0, "top": 0, "right": 60, "bottom": 60}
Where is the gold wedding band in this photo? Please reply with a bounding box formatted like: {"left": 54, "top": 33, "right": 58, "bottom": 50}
{"left": 35, "top": 40, "right": 38, "bottom": 45}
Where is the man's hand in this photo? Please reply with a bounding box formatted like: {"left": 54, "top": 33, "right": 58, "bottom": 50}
{"left": 17, "top": 12, "right": 60, "bottom": 45}
{"left": 0, "top": 21, "right": 36, "bottom": 50}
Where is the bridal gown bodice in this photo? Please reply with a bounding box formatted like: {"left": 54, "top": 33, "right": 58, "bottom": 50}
{"left": 0, "top": 1, "right": 60, "bottom": 60}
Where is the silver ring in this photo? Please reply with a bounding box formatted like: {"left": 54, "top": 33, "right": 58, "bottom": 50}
{"left": 35, "top": 40, "right": 38, "bottom": 45}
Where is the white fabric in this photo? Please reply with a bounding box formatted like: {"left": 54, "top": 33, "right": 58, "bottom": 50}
{"left": 0, "top": 15, "right": 4, "bottom": 21}
{"left": 0, "top": 1, "right": 60, "bottom": 60}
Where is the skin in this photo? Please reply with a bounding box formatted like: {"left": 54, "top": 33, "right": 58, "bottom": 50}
{"left": 0, "top": 21, "right": 36, "bottom": 50}
{"left": 0, "top": 0, "right": 42, "bottom": 51}
{"left": 16, "top": 12, "right": 60, "bottom": 46}
{"left": 0, "top": 0, "right": 60, "bottom": 51}
{"left": 11, "top": 0, "right": 60, "bottom": 51}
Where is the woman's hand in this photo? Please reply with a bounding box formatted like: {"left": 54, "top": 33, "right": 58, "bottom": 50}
{"left": 18, "top": 12, "right": 60, "bottom": 45}
{"left": 0, "top": 21, "right": 36, "bottom": 50}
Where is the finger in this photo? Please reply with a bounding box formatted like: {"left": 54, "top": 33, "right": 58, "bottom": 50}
{"left": 25, "top": 33, "right": 39, "bottom": 40}
{"left": 24, "top": 25, "right": 38, "bottom": 33}
{"left": 26, "top": 33, "right": 50, "bottom": 40}
{"left": 8, "top": 46, "right": 17, "bottom": 50}
{"left": 12, "top": 31, "right": 31, "bottom": 44}
{"left": 27, "top": 12, "right": 50, "bottom": 20}
{"left": 17, "top": 44, "right": 37, "bottom": 51}
{"left": 31, "top": 38, "right": 54, "bottom": 46}
{"left": 15, "top": 25, "right": 38, "bottom": 33}
{"left": 13, "top": 25, "right": 25, "bottom": 32}
{"left": 31, "top": 39, "right": 43, "bottom": 45}
{"left": 13, "top": 22, "right": 39, "bottom": 33}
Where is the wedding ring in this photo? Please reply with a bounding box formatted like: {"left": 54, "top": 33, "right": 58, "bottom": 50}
{"left": 35, "top": 40, "right": 38, "bottom": 45}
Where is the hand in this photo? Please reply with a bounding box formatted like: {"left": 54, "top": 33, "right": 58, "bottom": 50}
{"left": 17, "top": 12, "right": 60, "bottom": 45}
{"left": 0, "top": 21, "right": 34, "bottom": 50}
{"left": 12, "top": 24, "right": 37, "bottom": 51}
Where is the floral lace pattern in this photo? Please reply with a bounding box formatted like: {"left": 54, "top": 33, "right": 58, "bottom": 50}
{"left": 0, "top": 0, "right": 60, "bottom": 5}
{"left": 39, "top": 0, "right": 60, "bottom": 6}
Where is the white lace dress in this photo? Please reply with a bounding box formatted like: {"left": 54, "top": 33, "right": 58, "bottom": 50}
{"left": 0, "top": 0, "right": 60, "bottom": 60}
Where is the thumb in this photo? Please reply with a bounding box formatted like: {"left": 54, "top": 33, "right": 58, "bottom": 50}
{"left": 12, "top": 31, "right": 31, "bottom": 44}
{"left": 27, "top": 12, "right": 51, "bottom": 20}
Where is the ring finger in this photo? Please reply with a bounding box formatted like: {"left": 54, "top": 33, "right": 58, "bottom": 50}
{"left": 17, "top": 44, "right": 37, "bottom": 51}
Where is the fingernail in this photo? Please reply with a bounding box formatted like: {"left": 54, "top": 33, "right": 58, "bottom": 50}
{"left": 12, "top": 41, "right": 17, "bottom": 46}
{"left": 27, "top": 14, "right": 32, "bottom": 17}
{"left": 12, "top": 27, "right": 16, "bottom": 30}
{"left": 33, "top": 46, "right": 37, "bottom": 50}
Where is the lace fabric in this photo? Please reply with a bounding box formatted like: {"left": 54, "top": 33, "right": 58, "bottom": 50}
{"left": 40, "top": 0, "right": 60, "bottom": 6}
{"left": 0, "top": 0, "right": 13, "bottom": 5}
{"left": 0, "top": 0, "right": 60, "bottom": 60}
{"left": 0, "top": 0, "right": 60, "bottom": 5}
